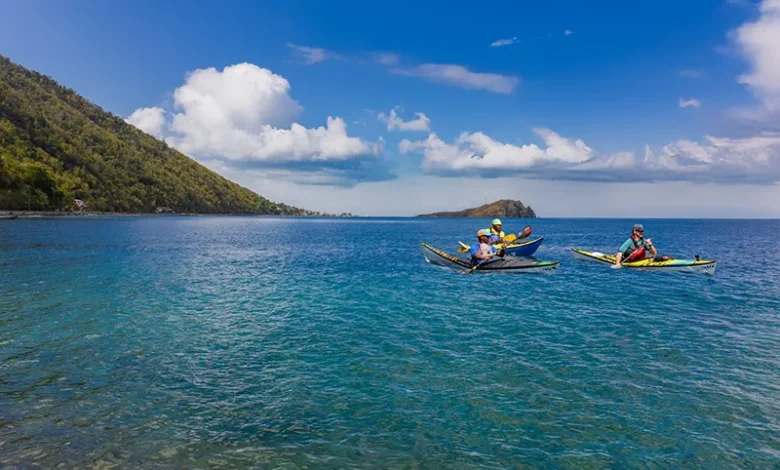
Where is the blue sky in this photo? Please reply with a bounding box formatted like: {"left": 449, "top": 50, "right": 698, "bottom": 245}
{"left": 2, "top": 0, "right": 779, "bottom": 216}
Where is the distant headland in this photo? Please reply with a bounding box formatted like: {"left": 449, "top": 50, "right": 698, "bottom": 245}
{"left": 416, "top": 199, "right": 536, "bottom": 218}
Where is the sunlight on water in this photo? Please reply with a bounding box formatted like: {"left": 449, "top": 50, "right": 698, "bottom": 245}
{"left": 1, "top": 217, "right": 779, "bottom": 468}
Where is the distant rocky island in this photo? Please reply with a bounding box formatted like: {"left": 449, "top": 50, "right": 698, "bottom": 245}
{"left": 417, "top": 199, "right": 536, "bottom": 218}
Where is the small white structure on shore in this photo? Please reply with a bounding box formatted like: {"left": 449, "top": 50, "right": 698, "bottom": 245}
{"left": 73, "top": 199, "right": 86, "bottom": 213}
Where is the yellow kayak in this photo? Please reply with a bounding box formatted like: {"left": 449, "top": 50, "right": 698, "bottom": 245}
{"left": 571, "top": 248, "right": 716, "bottom": 275}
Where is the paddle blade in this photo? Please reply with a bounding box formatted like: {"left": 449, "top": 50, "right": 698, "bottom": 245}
{"left": 517, "top": 225, "right": 532, "bottom": 240}
{"left": 465, "top": 258, "right": 490, "bottom": 274}
{"left": 502, "top": 233, "right": 518, "bottom": 244}
{"left": 456, "top": 241, "right": 470, "bottom": 253}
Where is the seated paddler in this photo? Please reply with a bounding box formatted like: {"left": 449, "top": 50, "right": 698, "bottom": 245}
{"left": 470, "top": 229, "right": 505, "bottom": 265}
{"left": 615, "top": 223, "right": 657, "bottom": 266}
{"left": 482, "top": 219, "right": 507, "bottom": 245}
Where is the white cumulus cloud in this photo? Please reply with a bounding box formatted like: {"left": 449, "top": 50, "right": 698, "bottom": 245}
{"left": 400, "top": 128, "right": 593, "bottom": 172}
{"left": 679, "top": 98, "right": 702, "bottom": 108}
{"left": 128, "top": 63, "right": 378, "bottom": 169}
{"left": 125, "top": 107, "right": 166, "bottom": 139}
{"left": 732, "top": 0, "right": 780, "bottom": 118}
{"left": 168, "top": 116, "right": 373, "bottom": 163}
{"left": 490, "top": 37, "right": 518, "bottom": 47}
{"left": 390, "top": 64, "right": 520, "bottom": 94}
{"left": 399, "top": 128, "right": 780, "bottom": 183}
{"left": 650, "top": 135, "right": 776, "bottom": 179}
{"left": 377, "top": 108, "right": 431, "bottom": 132}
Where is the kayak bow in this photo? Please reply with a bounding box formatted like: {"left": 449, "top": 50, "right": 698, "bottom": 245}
{"left": 422, "top": 242, "right": 559, "bottom": 274}
{"left": 571, "top": 248, "right": 717, "bottom": 275}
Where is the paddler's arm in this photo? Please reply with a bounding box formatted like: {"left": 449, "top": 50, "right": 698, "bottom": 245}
{"left": 615, "top": 239, "right": 632, "bottom": 266}
{"left": 646, "top": 239, "right": 657, "bottom": 256}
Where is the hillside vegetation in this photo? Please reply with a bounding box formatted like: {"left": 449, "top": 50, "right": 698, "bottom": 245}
{"left": 0, "top": 55, "right": 306, "bottom": 214}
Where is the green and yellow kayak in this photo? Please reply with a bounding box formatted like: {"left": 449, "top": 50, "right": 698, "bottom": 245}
{"left": 571, "top": 248, "right": 716, "bottom": 275}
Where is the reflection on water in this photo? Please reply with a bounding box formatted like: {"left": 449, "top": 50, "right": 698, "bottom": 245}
{"left": 1, "top": 217, "right": 779, "bottom": 468}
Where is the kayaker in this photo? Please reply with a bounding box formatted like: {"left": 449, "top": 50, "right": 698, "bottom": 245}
{"left": 614, "top": 223, "right": 657, "bottom": 266}
{"left": 483, "top": 219, "right": 507, "bottom": 245}
{"left": 470, "top": 229, "right": 505, "bottom": 265}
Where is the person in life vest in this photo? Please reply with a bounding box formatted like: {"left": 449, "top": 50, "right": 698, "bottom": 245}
{"left": 470, "top": 229, "right": 505, "bottom": 265}
{"left": 615, "top": 223, "right": 657, "bottom": 266}
{"left": 482, "top": 219, "right": 507, "bottom": 245}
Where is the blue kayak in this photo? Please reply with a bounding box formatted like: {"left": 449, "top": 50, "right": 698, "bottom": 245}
{"left": 458, "top": 236, "right": 544, "bottom": 258}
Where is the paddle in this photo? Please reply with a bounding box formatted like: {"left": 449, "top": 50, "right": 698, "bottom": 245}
{"left": 611, "top": 250, "right": 636, "bottom": 268}
{"left": 515, "top": 225, "right": 532, "bottom": 242}
{"left": 462, "top": 256, "right": 492, "bottom": 274}
{"left": 611, "top": 238, "right": 656, "bottom": 268}
{"left": 461, "top": 240, "right": 509, "bottom": 274}
{"left": 456, "top": 225, "right": 532, "bottom": 253}
{"left": 462, "top": 253, "right": 504, "bottom": 274}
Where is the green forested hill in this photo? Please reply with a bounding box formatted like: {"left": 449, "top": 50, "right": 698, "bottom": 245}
{"left": 0, "top": 55, "right": 306, "bottom": 214}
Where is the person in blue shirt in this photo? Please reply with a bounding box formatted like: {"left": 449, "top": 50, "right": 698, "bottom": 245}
{"left": 470, "top": 229, "right": 505, "bottom": 265}
{"left": 615, "top": 223, "right": 657, "bottom": 266}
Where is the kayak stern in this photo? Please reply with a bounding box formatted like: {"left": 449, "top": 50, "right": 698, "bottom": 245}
{"left": 571, "top": 248, "right": 717, "bottom": 275}
{"left": 423, "top": 242, "right": 559, "bottom": 274}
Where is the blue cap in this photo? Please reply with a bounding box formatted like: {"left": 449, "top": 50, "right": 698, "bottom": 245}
{"left": 633, "top": 223, "right": 644, "bottom": 231}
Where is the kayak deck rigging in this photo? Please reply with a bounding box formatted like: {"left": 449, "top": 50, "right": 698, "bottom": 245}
{"left": 571, "top": 248, "right": 717, "bottom": 274}
{"left": 422, "top": 242, "right": 559, "bottom": 274}
{"left": 457, "top": 236, "right": 544, "bottom": 258}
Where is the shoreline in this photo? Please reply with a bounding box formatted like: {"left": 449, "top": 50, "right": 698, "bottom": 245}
{"left": 0, "top": 211, "right": 358, "bottom": 219}
{"left": 2, "top": 212, "right": 778, "bottom": 220}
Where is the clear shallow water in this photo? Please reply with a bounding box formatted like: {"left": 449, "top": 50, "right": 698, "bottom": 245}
{"left": 1, "top": 217, "right": 779, "bottom": 469}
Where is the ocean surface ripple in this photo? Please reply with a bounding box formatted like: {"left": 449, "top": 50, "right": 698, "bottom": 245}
{"left": 1, "top": 217, "right": 779, "bottom": 468}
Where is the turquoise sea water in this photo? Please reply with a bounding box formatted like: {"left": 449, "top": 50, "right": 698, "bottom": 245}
{"left": 2, "top": 217, "right": 780, "bottom": 469}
